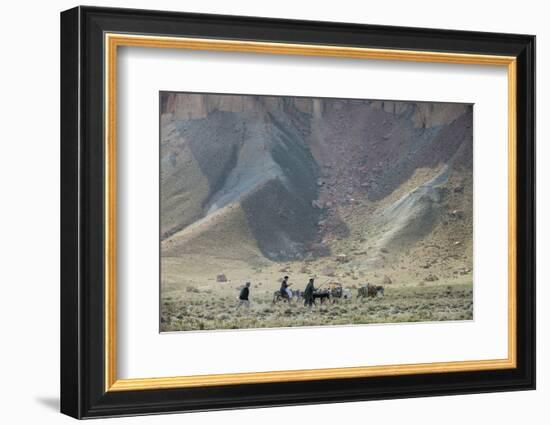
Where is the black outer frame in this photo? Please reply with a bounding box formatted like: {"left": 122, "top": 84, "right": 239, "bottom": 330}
{"left": 60, "top": 5, "right": 535, "bottom": 419}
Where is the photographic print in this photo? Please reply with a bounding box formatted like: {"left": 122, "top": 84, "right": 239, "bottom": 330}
{"left": 160, "top": 92, "right": 473, "bottom": 332}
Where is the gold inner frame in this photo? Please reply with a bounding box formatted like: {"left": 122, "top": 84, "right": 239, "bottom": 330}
{"left": 104, "top": 33, "right": 518, "bottom": 392}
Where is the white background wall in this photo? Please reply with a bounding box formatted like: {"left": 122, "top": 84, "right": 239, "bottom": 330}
{"left": 0, "top": 0, "right": 545, "bottom": 423}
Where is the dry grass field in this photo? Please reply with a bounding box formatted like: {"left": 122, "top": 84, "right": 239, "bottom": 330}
{"left": 161, "top": 281, "right": 472, "bottom": 332}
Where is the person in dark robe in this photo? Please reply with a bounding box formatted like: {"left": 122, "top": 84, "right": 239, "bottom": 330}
{"left": 238, "top": 282, "right": 251, "bottom": 308}
{"left": 304, "top": 278, "right": 316, "bottom": 307}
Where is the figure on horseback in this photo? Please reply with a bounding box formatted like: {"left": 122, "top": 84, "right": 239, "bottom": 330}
{"left": 272, "top": 276, "right": 294, "bottom": 303}
{"left": 280, "top": 276, "right": 293, "bottom": 301}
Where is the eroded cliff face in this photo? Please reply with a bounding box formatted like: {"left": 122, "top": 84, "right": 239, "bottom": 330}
{"left": 161, "top": 92, "right": 316, "bottom": 122}
{"left": 368, "top": 100, "right": 469, "bottom": 129}
{"left": 161, "top": 93, "right": 320, "bottom": 261}
{"left": 160, "top": 92, "right": 472, "bottom": 264}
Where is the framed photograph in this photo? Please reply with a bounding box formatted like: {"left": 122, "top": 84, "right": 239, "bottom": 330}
{"left": 60, "top": 6, "right": 535, "bottom": 419}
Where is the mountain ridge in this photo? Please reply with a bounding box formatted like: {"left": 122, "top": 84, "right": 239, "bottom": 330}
{"left": 160, "top": 93, "right": 472, "bottom": 267}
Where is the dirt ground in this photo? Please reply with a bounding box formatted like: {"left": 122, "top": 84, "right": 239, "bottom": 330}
{"left": 160, "top": 256, "right": 473, "bottom": 332}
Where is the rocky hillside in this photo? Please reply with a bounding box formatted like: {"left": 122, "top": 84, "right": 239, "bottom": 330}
{"left": 160, "top": 92, "right": 473, "bottom": 269}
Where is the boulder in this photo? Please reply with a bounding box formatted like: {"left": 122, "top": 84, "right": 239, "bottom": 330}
{"left": 336, "top": 254, "right": 350, "bottom": 263}
{"left": 449, "top": 209, "right": 465, "bottom": 219}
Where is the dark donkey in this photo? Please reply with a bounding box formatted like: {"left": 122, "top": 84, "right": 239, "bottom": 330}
{"left": 312, "top": 289, "right": 331, "bottom": 304}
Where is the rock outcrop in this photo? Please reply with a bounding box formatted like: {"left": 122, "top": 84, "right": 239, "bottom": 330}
{"left": 160, "top": 92, "right": 473, "bottom": 265}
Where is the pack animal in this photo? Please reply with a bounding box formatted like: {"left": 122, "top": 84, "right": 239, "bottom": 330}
{"left": 357, "top": 284, "right": 384, "bottom": 299}
{"left": 272, "top": 290, "right": 291, "bottom": 303}
{"left": 291, "top": 289, "right": 303, "bottom": 299}
{"left": 312, "top": 290, "right": 331, "bottom": 304}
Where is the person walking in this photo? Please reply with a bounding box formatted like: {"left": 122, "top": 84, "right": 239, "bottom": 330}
{"left": 304, "top": 278, "right": 316, "bottom": 307}
{"left": 238, "top": 282, "right": 251, "bottom": 308}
